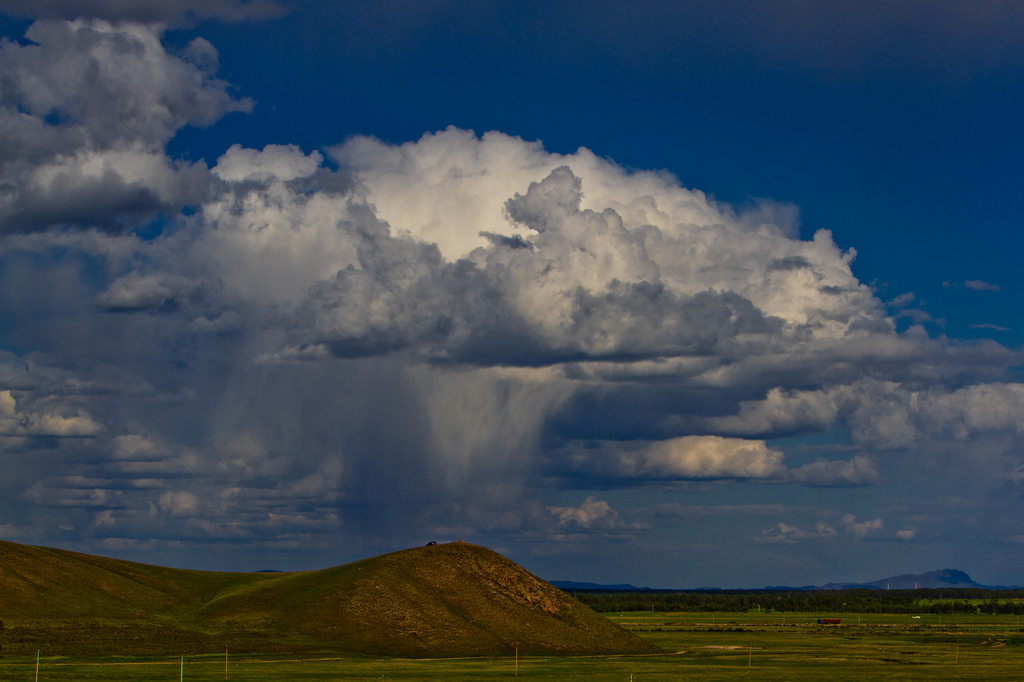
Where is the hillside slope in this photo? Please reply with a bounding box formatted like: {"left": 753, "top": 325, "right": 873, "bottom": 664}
{"left": 0, "top": 538, "right": 243, "bottom": 618}
{"left": 0, "top": 540, "right": 656, "bottom": 657}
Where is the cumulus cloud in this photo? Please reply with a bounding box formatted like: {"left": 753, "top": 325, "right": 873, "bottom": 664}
{"left": 213, "top": 144, "right": 324, "bottom": 184}
{"left": 0, "top": 20, "right": 250, "bottom": 232}
{"left": 757, "top": 514, "right": 884, "bottom": 544}
{"left": 311, "top": 130, "right": 1024, "bottom": 426}
{"left": 692, "top": 377, "right": 1024, "bottom": 451}
{"left": 330, "top": 129, "right": 857, "bottom": 340}
{"left": 836, "top": 381, "right": 1024, "bottom": 449}
{"left": 548, "top": 496, "right": 622, "bottom": 531}
{"left": 543, "top": 436, "right": 875, "bottom": 489}
{"left": 634, "top": 436, "right": 786, "bottom": 480}
{"left": 965, "top": 279, "right": 1000, "bottom": 291}
{"left": 293, "top": 132, "right": 884, "bottom": 369}
{"left": 0, "top": 389, "right": 102, "bottom": 439}
{"left": 840, "top": 513, "right": 884, "bottom": 540}
{"left": 704, "top": 387, "right": 839, "bottom": 437}
{"left": 189, "top": 144, "right": 358, "bottom": 305}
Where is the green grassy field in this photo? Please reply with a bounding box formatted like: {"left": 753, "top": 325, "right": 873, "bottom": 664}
{"left": 4, "top": 611, "right": 1022, "bottom": 680}
{"left": 0, "top": 540, "right": 652, "bottom": 658}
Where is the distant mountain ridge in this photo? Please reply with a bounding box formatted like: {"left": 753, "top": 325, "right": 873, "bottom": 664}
{"left": 551, "top": 580, "right": 649, "bottom": 591}
{"left": 817, "top": 568, "right": 1019, "bottom": 591}
{"left": 552, "top": 569, "right": 1020, "bottom": 591}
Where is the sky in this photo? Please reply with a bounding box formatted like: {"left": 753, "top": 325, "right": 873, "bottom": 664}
{"left": 0, "top": 0, "right": 1022, "bottom": 589}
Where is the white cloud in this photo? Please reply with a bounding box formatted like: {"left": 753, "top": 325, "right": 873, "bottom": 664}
{"left": 840, "top": 513, "right": 884, "bottom": 539}
{"left": 758, "top": 514, "right": 888, "bottom": 544}
{"left": 548, "top": 496, "right": 622, "bottom": 530}
{"left": 285, "top": 156, "right": 884, "bottom": 367}
{"left": 965, "top": 280, "right": 1000, "bottom": 291}
{"left": 190, "top": 145, "right": 359, "bottom": 305}
{"left": 635, "top": 436, "right": 786, "bottom": 480}
{"left": 330, "top": 128, "right": 873, "bottom": 341}
{"left": 550, "top": 437, "right": 876, "bottom": 488}
{"left": 707, "top": 387, "right": 839, "bottom": 436}
{"left": 213, "top": 144, "right": 323, "bottom": 183}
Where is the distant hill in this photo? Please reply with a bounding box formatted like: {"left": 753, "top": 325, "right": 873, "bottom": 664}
{"left": 0, "top": 539, "right": 657, "bottom": 657}
{"left": 550, "top": 580, "right": 648, "bottom": 591}
{"left": 818, "top": 568, "right": 1015, "bottom": 591}
{"left": 551, "top": 569, "right": 1018, "bottom": 592}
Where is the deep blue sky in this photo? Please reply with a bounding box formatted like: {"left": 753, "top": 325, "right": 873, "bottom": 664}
{"left": 0, "top": 1, "right": 1023, "bottom": 588}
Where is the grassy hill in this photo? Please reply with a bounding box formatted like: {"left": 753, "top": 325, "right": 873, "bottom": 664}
{"left": 0, "top": 539, "right": 657, "bottom": 657}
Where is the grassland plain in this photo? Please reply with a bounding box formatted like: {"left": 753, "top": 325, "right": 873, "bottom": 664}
{"left": 3, "top": 540, "right": 1023, "bottom": 679}
{"left": 2, "top": 612, "right": 1023, "bottom": 680}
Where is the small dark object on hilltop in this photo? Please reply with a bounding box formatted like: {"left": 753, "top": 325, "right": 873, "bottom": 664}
{"left": 425, "top": 541, "right": 436, "bottom": 546}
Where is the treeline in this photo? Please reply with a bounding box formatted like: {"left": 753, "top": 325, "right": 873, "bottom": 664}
{"left": 566, "top": 588, "right": 1024, "bottom": 615}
